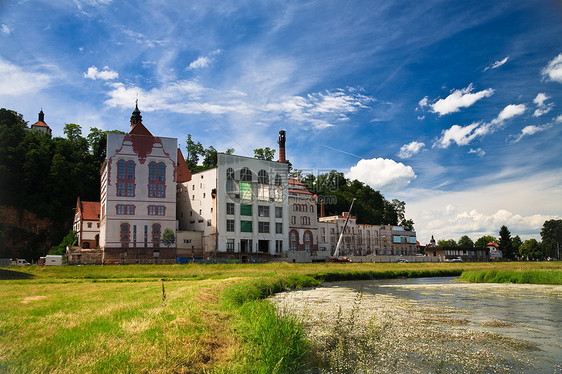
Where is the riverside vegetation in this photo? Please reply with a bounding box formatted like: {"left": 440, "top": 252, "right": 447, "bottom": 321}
{"left": 0, "top": 262, "right": 560, "bottom": 373}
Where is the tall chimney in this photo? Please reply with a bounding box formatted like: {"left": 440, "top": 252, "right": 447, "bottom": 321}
{"left": 278, "top": 130, "right": 286, "bottom": 163}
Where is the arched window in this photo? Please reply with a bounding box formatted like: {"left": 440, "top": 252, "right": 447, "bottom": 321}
{"left": 303, "top": 204, "right": 307, "bottom": 213}
{"left": 304, "top": 233, "right": 310, "bottom": 242}
{"left": 258, "top": 170, "right": 269, "bottom": 184}
{"left": 274, "top": 174, "right": 282, "bottom": 186}
{"left": 310, "top": 205, "right": 314, "bottom": 213}
{"left": 120, "top": 223, "right": 130, "bottom": 248}
{"left": 240, "top": 167, "right": 252, "bottom": 182}
{"left": 293, "top": 204, "right": 298, "bottom": 211}
{"left": 152, "top": 224, "right": 161, "bottom": 248}
{"left": 290, "top": 232, "right": 296, "bottom": 241}
{"left": 117, "top": 160, "right": 135, "bottom": 197}
{"left": 226, "top": 167, "right": 234, "bottom": 180}
{"left": 149, "top": 162, "right": 166, "bottom": 198}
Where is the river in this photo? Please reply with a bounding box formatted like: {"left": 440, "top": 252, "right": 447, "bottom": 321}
{"left": 270, "top": 277, "right": 562, "bottom": 373}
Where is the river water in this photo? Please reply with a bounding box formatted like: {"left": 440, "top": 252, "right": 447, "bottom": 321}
{"left": 270, "top": 277, "right": 562, "bottom": 373}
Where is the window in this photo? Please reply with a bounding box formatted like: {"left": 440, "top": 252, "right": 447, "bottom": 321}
{"left": 275, "top": 207, "right": 283, "bottom": 218}
{"left": 226, "top": 167, "right": 234, "bottom": 180}
{"left": 148, "top": 206, "right": 165, "bottom": 216}
{"left": 116, "top": 204, "right": 135, "bottom": 215}
{"left": 226, "top": 239, "right": 235, "bottom": 252}
{"left": 274, "top": 174, "right": 282, "bottom": 186}
{"left": 305, "top": 244, "right": 311, "bottom": 252}
{"left": 290, "top": 232, "right": 297, "bottom": 241}
{"left": 276, "top": 240, "right": 283, "bottom": 253}
{"left": 226, "top": 219, "right": 235, "bottom": 232}
{"left": 240, "top": 182, "right": 252, "bottom": 200}
{"left": 304, "top": 233, "right": 311, "bottom": 242}
{"left": 226, "top": 202, "right": 235, "bottom": 215}
{"left": 117, "top": 160, "right": 135, "bottom": 197}
{"left": 258, "top": 205, "right": 269, "bottom": 217}
{"left": 120, "top": 223, "right": 130, "bottom": 248}
{"left": 258, "top": 170, "right": 269, "bottom": 184}
{"left": 300, "top": 216, "right": 310, "bottom": 225}
{"left": 240, "top": 167, "right": 252, "bottom": 182}
{"left": 276, "top": 222, "right": 283, "bottom": 234}
{"left": 291, "top": 216, "right": 296, "bottom": 225}
{"left": 293, "top": 204, "right": 298, "bottom": 211}
{"left": 258, "top": 221, "right": 270, "bottom": 233}
{"left": 310, "top": 205, "right": 314, "bottom": 213}
{"left": 240, "top": 220, "right": 252, "bottom": 233}
{"left": 149, "top": 162, "right": 166, "bottom": 198}
{"left": 152, "top": 224, "right": 161, "bottom": 248}
{"left": 87, "top": 222, "right": 92, "bottom": 228}
{"left": 240, "top": 204, "right": 252, "bottom": 216}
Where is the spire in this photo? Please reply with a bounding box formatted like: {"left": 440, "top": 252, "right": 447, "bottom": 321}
{"left": 278, "top": 130, "right": 286, "bottom": 163}
{"left": 38, "top": 109, "right": 45, "bottom": 123}
{"left": 130, "top": 100, "right": 142, "bottom": 129}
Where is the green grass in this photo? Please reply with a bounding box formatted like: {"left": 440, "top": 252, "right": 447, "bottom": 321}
{"left": 458, "top": 269, "right": 562, "bottom": 284}
{"left": 0, "top": 262, "right": 560, "bottom": 373}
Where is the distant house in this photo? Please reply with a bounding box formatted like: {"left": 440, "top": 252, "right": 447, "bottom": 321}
{"left": 73, "top": 198, "right": 100, "bottom": 249}
{"left": 30, "top": 110, "right": 52, "bottom": 136}
{"left": 487, "top": 241, "right": 502, "bottom": 260}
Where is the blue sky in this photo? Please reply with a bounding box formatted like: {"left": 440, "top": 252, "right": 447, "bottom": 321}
{"left": 1, "top": 0, "right": 561, "bottom": 244}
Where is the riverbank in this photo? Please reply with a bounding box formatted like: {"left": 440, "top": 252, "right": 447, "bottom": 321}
{"left": 1, "top": 262, "right": 561, "bottom": 373}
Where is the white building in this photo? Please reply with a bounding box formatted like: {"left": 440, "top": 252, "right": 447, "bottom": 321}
{"left": 72, "top": 197, "right": 100, "bottom": 249}
{"left": 178, "top": 153, "right": 290, "bottom": 261}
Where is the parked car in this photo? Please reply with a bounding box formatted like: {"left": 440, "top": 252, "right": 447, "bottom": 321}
{"left": 397, "top": 258, "right": 408, "bottom": 263}
{"left": 449, "top": 257, "right": 463, "bottom": 262}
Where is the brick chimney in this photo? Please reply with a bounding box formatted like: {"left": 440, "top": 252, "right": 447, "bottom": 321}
{"left": 278, "top": 130, "right": 286, "bottom": 163}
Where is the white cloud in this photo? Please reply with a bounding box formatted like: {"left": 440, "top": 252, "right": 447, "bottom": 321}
{"left": 541, "top": 53, "right": 562, "bottom": 83}
{"left": 429, "top": 84, "right": 494, "bottom": 116}
{"left": 532, "top": 92, "right": 554, "bottom": 117}
{"left": 0, "top": 58, "right": 51, "bottom": 96}
{"left": 1, "top": 24, "right": 11, "bottom": 35}
{"left": 434, "top": 104, "right": 526, "bottom": 148}
{"left": 394, "top": 171, "right": 562, "bottom": 245}
{"left": 397, "top": 141, "right": 425, "bottom": 159}
{"left": 105, "top": 81, "right": 373, "bottom": 130}
{"left": 511, "top": 124, "right": 552, "bottom": 143}
{"left": 187, "top": 49, "right": 222, "bottom": 70}
{"left": 494, "top": 103, "right": 526, "bottom": 122}
{"left": 468, "top": 148, "right": 485, "bottom": 157}
{"left": 84, "top": 66, "right": 118, "bottom": 80}
{"left": 346, "top": 158, "right": 416, "bottom": 192}
{"left": 418, "top": 96, "right": 428, "bottom": 108}
{"left": 483, "top": 56, "right": 509, "bottom": 71}
{"left": 555, "top": 114, "right": 562, "bottom": 123}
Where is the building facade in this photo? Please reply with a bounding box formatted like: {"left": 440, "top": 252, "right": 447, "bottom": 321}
{"left": 318, "top": 213, "right": 417, "bottom": 257}
{"left": 72, "top": 197, "right": 100, "bottom": 249}
{"left": 98, "top": 104, "right": 189, "bottom": 263}
{"left": 178, "top": 153, "right": 290, "bottom": 260}
{"left": 288, "top": 178, "right": 318, "bottom": 254}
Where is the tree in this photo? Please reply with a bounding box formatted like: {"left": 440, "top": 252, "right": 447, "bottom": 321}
{"left": 63, "top": 123, "right": 82, "bottom": 141}
{"left": 162, "top": 228, "right": 175, "bottom": 248}
{"left": 512, "top": 235, "right": 522, "bottom": 258}
{"left": 437, "top": 239, "right": 457, "bottom": 247}
{"left": 49, "top": 230, "right": 77, "bottom": 255}
{"left": 458, "top": 235, "right": 474, "bottom": 248}
{"left": 185, "top": 134, "right": 204, "bottom": 170}
{"left": 254, "top": 147, "right": 276, "bottom": 161}
{"left": 401, "top": 219, "right": 414, "bottom": 231}
{"left": 475, "top": 235, "right": 496, "bottom": 248}
{"left": 541, "top": 219, "right": 562, "bottom": 259}
{"left": 519, "top": 238, "right": 543, "bottom": 260}
{"left": 202, "top": 146, "right": 218, "bottom": 168}
{"left": 498, "top": 225, "right": 513, "bottom": 259}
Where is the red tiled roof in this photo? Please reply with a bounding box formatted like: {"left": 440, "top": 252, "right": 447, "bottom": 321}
{"left": 81, "top": 201, "right": 100, "bottom": 221}
{"left": 176, "top": 148, "right": 192, "bottom": 183}
{"left": 31, "top": 121, "right": 49, "bottom": 128}
{"left": 288, "top": 188, "right": 312, "bottom": 195}
{"left": 487, "top": 241, "right": 499, "bottom": 247}
{"left": 130, "top": 123, "right": 153, "bottom": 136}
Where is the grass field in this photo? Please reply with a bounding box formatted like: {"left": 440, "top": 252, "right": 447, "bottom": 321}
{"left": 1, "top": 261, "right": 560, "bottom": 373}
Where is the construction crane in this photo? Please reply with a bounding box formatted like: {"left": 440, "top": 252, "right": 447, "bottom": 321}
{"left": 329, "top": 198, "right": 356, "bottom": 263}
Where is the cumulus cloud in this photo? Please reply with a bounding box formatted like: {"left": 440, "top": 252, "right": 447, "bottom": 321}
{"left": 84, "top": 66, "right": 118, "bottom": 80}
{"left": 428, "top": 84, "right": 494, "bottom": 116}
{"left": 555, "top": 114, "right": 562, "bottom": 123}
{"left": 397, "top": 141, "right": 425, "bottom": 159}
{"left": 434, "top": 104, "right": 526, "bottom": 148}
{"left": 541, "top": 53, "right": 562, "bottom": 83}
{"left": 483, "top": 56, "right": 509, "bottom": 71}
{"left": 532, "top": 93, "right": 554, "bottom": 117}
{"left": 511, "top": 124, "right": 552, "bottom": 143}
{"left": 346, "top": 158, "right": 416, "bottom": 192}
{"left": 0, "top": 58, "right": 51, "bottom": 95}
{"left": 1, "top": 24, "right": 11, "bottom": 35}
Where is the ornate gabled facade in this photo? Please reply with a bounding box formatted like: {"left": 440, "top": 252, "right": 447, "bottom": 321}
{"left": 73, "top": 197, "right": 100, "bottom": 249}
{"left": 98, "top": 104, "right": 181, "bottom": 263}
